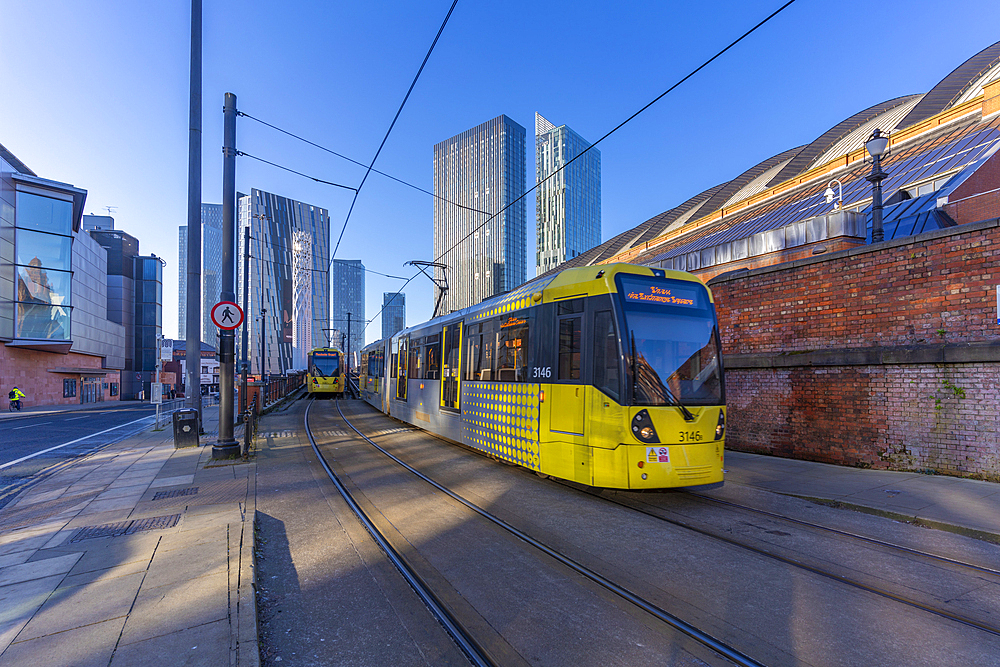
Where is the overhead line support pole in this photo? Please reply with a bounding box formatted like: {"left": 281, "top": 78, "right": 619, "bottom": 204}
{"left": 214, "top": 92, "right": 240, "bottom": 458}
{"left": 184, "top": 0, "right": 204, "bottom": 428}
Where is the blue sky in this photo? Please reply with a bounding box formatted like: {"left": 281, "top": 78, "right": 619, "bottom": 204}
{"left": 2, "top": 0, "right": 998, "bottom": 343}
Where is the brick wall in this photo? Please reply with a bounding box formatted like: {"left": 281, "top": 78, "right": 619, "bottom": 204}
{"left": 709, "top": 218, "right": 1000, "bottom": 480}
{"left": 0, "top": 346, "right": 121, "bottom": 408}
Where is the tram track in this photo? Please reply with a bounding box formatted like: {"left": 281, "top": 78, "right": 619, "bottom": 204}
{"left": 687, "top": 492, "right": 1000, "bottom": 578}
{"left": 570, "top": 485, "right": 1000, "bottom": 639}
{"left": 306, "top": 397, "right": 763, "bottom": 667}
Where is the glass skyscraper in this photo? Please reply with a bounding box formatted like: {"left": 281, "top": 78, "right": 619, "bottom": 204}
{"left": 238, "top": 189, "right": 330, "bottom": 375}
{"left": 330, "top": 259, "right": 364, "bottom": 363}
{"left": 535, "top": 113, "right": 601, "bottom": 275}
{"left": 381, "top": 291, "right": 405, "bottom": 339}
{"left": 433, "top": 114, "right": 526, "bottom": 313}
{"left": 177, "top": 203, "right": 224, "bottom": 350}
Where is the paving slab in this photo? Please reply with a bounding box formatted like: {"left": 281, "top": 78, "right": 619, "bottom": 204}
{"left": 119, "top": 574, "right": 229, "bottom": 645}
{"left": 112, "top": 618, "right": 230, "bottom": 667}
{"left": 0, "top": 553, "right": 81, "bottom": 587}
{"left": 16, "top": 571, "right": 144, "bottom": 640}
{"left": 0, "top": 617, "right": 126, "bottom": 667}
{"left": 0, "top": 574, "right": 67, "bottom": 649}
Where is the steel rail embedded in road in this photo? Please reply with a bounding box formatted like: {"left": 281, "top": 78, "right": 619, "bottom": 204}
{"left": 303, "top": 398, "right": 497, "bottom": 667}
{"left": 331, "top": 399, "right": 765, "bottom": 667}
{"left": 579, "top": 485, "right": 1000, "bottom": 639}
{"left": 690, "top": 493, "right": 1000, "bottom": 578}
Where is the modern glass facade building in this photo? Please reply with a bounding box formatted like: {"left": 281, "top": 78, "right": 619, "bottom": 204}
{"left": 238, "top": 189, "right": 330, "bottom": 375}
{"left": 330, "top": 259, "right": 364, "bottom": 363}
{"left": 433, "top": 115, "right": 526, "bottom": 313}
{"left": 381, "top": 291, "right": 405, "bottom": 339}
{"left": 133, "top": 255, "right": 163, "bottom": 399}
{"left": 535, "top": 113, "right": 601, "bottom": 275}
{"left": 1, "top": 142, "right": 127, "bottom": 406}
{"left": 177, "top": 203, "right": 224, "bottom": 351}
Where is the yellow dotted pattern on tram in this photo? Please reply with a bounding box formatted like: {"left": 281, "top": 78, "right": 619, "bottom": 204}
{"left": 472, "top": 276, "right": 556, "bottom": 321}
{"left": 463, "top": 383, "right": 541, "bottom": 470}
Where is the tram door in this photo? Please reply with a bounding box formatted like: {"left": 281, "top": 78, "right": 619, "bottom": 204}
{"left": 551, "top": 300, "right": 586, "bottom": 437}
{"left": 440, "top": 321, "right": 462, "bottom": 412}
{"left": 396, "top": 336, "right": 408, "bottom": 400}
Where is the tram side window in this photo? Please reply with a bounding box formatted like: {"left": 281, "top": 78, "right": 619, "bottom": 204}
{"left": 497, "top": 310, "right": 530, "bottom": 382}
{"left": 409, "top": 337, "right": 422, "bottom": 379}
{"left": 424, "top": 336, "right": 441, "bottom": 380}
{"left": 464, "top": 321, "right": 497, "bottom": 381}
{"left": 593, "top": 310, "right": 620, "bottom": 401}
{"left": 558, "top": 316, "right": 582, "bottom": 380}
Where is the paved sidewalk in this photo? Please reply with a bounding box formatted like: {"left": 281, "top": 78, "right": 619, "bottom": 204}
{"left": 0, "top": 406, "right": 256, "bottom": 667}
{"left": 719, "top": 449, "right": 1000, "bottom": 540}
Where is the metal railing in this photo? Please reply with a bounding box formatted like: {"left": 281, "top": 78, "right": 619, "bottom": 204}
{"left": 154, "top": 398, "right": 187, "bottom": 430}
{"left": 242, "top": 395, "right": 258, "bottom": 457}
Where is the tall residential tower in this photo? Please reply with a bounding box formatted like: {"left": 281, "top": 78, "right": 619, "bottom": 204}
{"left": 238, "top": 189, "right": 330, "bottom": 375}
{"left": 381, "top": 291, "right": 406, "bottom": 339}
{"left": 329, "top": 259, "right": 365, "bottom": 362}
{"left": 177, "top": 203, "right": 224, "bottom": 350}
{"left": 535, "top": 113, "right": 601, "bottom": 275}
{"left": 433, "top": 115, "right": 526, "bottom": 313}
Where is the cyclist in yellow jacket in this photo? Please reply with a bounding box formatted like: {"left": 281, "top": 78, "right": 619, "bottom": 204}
{"left": 8, "top": 387, "right": 25, "bottom": 410}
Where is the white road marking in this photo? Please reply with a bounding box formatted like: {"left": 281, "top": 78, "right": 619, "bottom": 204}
{"left": 13, "top": 422, "right": 51, "bottom": 430}
{"left": 0, "top": 415, "right": 152, "bottom": 470}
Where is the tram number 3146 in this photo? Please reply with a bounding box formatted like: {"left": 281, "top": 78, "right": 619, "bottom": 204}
{"left": 531, "top": 367, "right": 553, "bottom": 378}
{"left": 678, "top": 431, "right": 703, "bottom": 442}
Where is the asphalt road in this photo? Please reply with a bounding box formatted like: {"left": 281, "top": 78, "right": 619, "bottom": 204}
{"left": 0, "top": 403, "right": 159, "bottom": 508}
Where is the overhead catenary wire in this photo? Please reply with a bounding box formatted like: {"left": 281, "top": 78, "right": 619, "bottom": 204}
{"left": 330, "top": 0, "right": 460, "bottom": 263}
{"left": 236, "top": 151, "right": 358, "bottom": 191}
{"left": 362, "top": 0, "right": 800, "bottom": 338}
{"left": 245, "top": 234, "right": 408, "bottom": 280}
{"left": 431, "top": 0, "right": 800, "bottom": 267}
{"left": 236, "top": 110, "right": 493, "bottom": 217}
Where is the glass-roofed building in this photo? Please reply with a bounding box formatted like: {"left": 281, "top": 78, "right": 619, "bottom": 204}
{"left": 549, "top": 40, "right": 1000, "bottom": 282}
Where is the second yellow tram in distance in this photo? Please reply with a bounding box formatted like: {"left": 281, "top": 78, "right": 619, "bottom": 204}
{"left": 307, "top": 347, "right": 345, "bottom": 398}
{"left": 359, "top": 263, "right": 726, "bottom": 490}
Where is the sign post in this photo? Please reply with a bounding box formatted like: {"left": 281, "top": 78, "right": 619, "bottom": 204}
{"left": 154, "top": 335, "right": 164, "bottom": 429}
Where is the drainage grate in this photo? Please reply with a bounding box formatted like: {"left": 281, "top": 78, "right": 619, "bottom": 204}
{"left": 152, "top": 487, "right": 199, "bottom": 501}
{"left": 128, "top": 514, "right": 181, "bottom": 533}
{"left": 71, "top": 520, "right": 132, "bottom": 542}
{"left": 70, "top": 514, "right": 181, "bottom": 543}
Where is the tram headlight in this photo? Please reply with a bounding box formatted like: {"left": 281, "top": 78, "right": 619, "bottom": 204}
{"left": 631, "top": 409, "right": 659, "bottom": 443}
{"left": 715, "top": 410, "right": 726, "bottom": 440}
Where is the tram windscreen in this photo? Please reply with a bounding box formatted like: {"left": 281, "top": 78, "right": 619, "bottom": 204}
{"left": 310, "top": 352, "right": 340, "bottom": 377}
{"left": 617, "top": 275, "right": 723, "bottom": 406}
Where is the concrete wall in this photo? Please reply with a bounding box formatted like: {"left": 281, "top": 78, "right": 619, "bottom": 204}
{"left": 70, "top": 231, "right": 126, "bottom": 369}
{"left": 0, "top": 154, "right": 15, "bottom": 339}
{"left": 709, "top": 217, "right": 1000, "bottom": 480}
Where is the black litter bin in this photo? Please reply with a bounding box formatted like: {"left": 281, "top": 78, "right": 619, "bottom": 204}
{"left": 173, "top": 409, "right": 200, "bottom": 448}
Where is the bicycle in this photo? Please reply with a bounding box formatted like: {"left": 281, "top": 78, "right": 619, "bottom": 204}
{"left": 8, "top": 399, "right": 21, "bottom": 412}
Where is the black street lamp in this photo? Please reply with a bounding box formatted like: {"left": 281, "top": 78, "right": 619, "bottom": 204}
{"left": 865, "top": 128, "right": 890, "bottom": 243}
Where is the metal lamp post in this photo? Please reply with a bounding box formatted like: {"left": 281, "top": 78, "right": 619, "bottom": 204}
{"left": 865, "top": 128, "right": 890, "bottom": 243}
{"left": 824, "top": 179, "right": 843, "bottom": 210}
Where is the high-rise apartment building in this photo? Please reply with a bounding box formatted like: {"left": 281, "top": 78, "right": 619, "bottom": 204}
{"left": 433, "top": 114, "right": 526, "bottom": 313}
{"left": 177, "top": 203, "right": 225, "bottom": 350}
{"left": 535, "top": 113, "right": 601, "bottom": 275}
{"left": 238, "top": 189, "right": 330, "bottom": 375}
{"left": 330, "top": 259, "right": 364, "bottom": 363}
{"left": 381, "top": 291, "right": 406, "bottom": 339}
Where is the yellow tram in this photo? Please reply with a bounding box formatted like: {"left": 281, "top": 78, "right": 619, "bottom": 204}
{"left": 359, "top": 263, "right": 725, "bottom": 490}
{"left": 307, "top": 347, "right": 345, "bottom": 398}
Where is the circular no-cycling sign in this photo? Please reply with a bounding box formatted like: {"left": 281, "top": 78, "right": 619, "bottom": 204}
{"left": 211, "top": 301, "right": 244, "bottom": 329}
